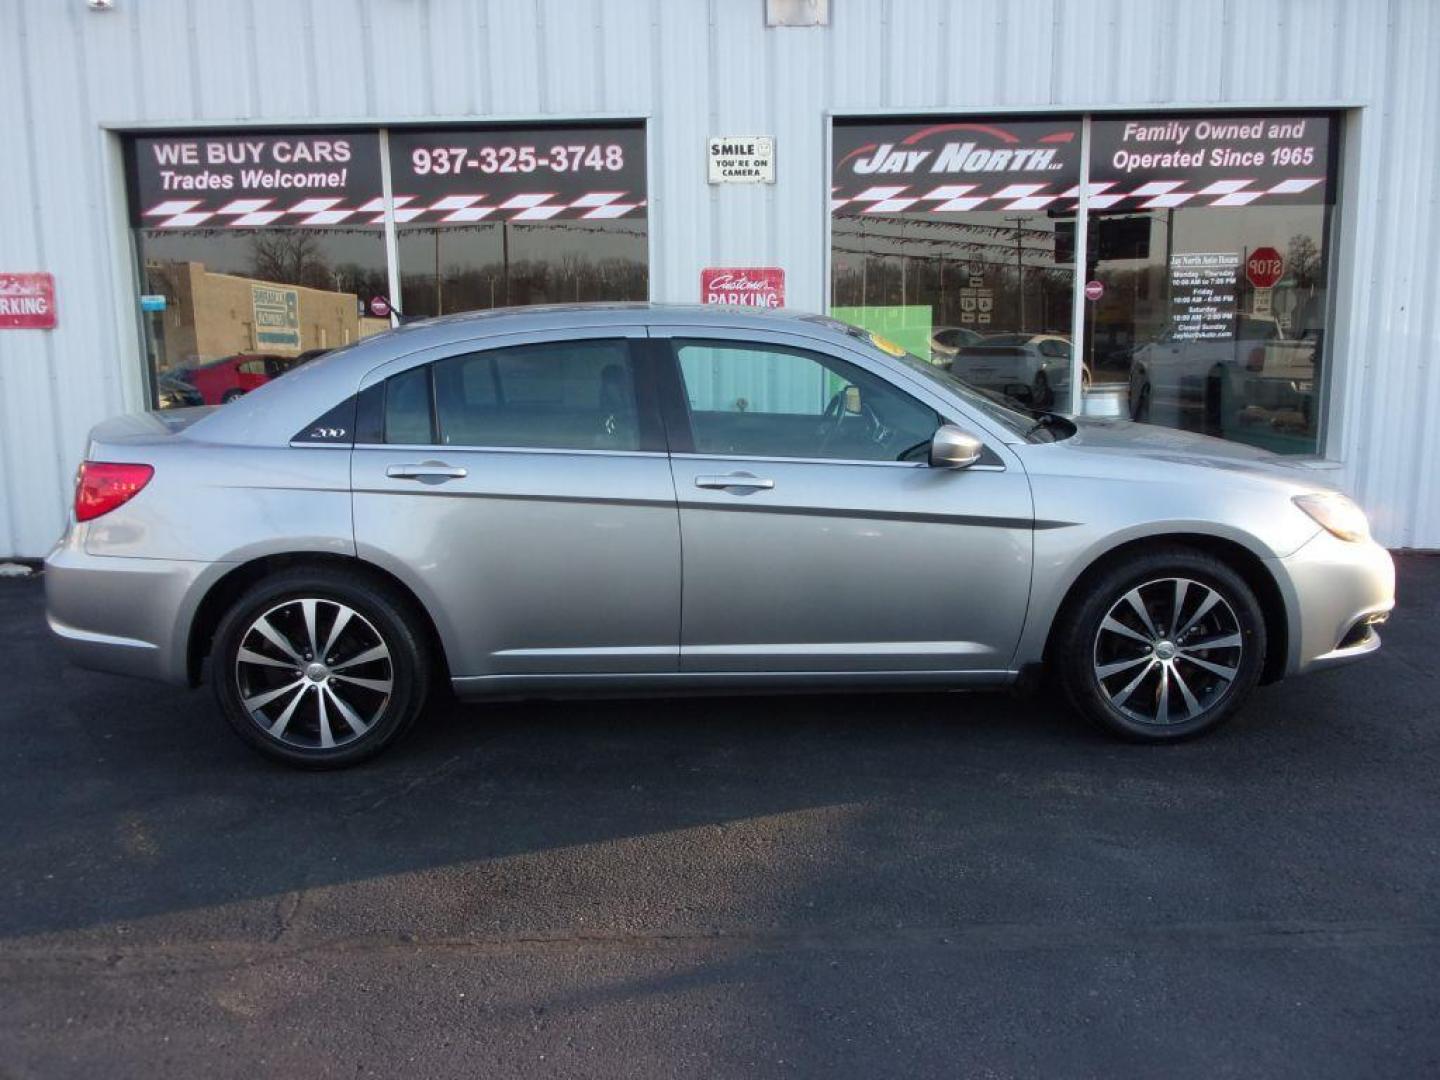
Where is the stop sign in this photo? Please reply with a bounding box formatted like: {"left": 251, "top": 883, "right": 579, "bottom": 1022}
{"left": 1246, "top": 247, "right": 1284, "bottom": 289}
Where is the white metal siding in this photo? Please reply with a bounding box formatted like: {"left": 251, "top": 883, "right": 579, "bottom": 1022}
{"left": 2, "top": 0, "right": 1438, "bottom": 554}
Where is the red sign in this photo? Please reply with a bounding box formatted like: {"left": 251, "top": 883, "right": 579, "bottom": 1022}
{"left": 1083, "top": 279, "right": 1105, "bottom": 301}
{"left": 0, "top": 272, "right": 57, "bottom": 330}
{"left": 367, "top": 295, "right": 391, "bottom": 318}
{"left": 1245, "top": 247, "right": 1285, "bottom": 289}
{"left": 701, "top": 267, "right": 785, "bottom": 308}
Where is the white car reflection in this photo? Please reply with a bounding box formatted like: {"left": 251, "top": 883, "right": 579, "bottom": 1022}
{"left": 949, "top": 333, "right": 1090, "bottom": 409}
{"left": 1127, "top": 316, "right": 1317, "bottom": 440}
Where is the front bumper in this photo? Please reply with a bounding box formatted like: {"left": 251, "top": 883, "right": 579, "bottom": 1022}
{"left": 1277, "top": 528, "right": 1396, "bottom": 677}
{"left": 45, "top": 528, "right": 216, "bottom": 686}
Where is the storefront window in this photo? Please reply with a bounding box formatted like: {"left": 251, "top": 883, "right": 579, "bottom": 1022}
{"left": 831, "top": 112, "right": 1338, "bottom": 455}
{"left": 126, "top": 131, "right": 390, "bottom": 409}
{"left": 389, "top": 126, "right": 647, "bottom": 318}
{"left": 1084, "top": 114, "right": 1335, "bottom": 454}
{"left": 125, "top": 124, "right": 648, "bottom": 411}
{"left": 831, "top": 118, "right": 1081, "bottom": 408}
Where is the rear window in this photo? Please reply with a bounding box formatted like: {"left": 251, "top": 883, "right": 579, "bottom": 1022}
{"left": 432, "top": 339, "right": 640, "bottom": 451}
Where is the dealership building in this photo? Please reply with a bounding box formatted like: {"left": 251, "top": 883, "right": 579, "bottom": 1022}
{"left": 2, "top": 0, "right": 1438, "bottom": 556}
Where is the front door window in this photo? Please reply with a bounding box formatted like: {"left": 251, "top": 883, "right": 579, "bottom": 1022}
{"left": 673, "top": 340, "right": 940, "bottom": 462}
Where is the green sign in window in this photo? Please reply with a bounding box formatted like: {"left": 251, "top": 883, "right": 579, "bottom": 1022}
{"left": 829, "top": 305, "right": 932, "bottom": 361}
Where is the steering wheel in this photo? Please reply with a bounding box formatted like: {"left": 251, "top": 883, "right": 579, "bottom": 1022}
{"left": 819, "top": 387, "right": 888, "bottom": 455}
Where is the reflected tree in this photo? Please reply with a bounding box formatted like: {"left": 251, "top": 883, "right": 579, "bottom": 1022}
{"left": 249, "top": 231, "right": 334, "bottom": 291}
{"left": 1286, "top": 234, "right": 1322, "bottom": 289}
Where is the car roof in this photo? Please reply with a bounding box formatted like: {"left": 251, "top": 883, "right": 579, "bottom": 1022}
{"left": 386, "top": 302, "right": 853, "bottom": 340}
{"left": 330, "top": 302, "right": 883, "bottom": 377}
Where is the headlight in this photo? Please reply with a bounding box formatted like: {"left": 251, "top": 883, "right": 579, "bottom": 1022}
{"left": 1293, "top": 492, "right": 1371, "bottom": 543}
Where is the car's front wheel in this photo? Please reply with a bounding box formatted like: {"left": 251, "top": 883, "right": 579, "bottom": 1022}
{"left": 211, "top": 567, "right": 431, "bottom": 767}
{"left": 1132, "top": 381, "right": 1152, "bottom": 422}
{"left": 1054, "top": 547, "right": 1266, "bottom": 741}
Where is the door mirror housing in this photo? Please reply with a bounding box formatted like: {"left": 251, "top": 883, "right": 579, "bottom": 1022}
{"left": 929, "top": 424, "right": 985, "bottom": 470}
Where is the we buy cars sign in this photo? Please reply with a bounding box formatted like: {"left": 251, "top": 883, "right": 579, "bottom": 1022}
{"left": 701, "top": 267, "right": 785, "bottom": 308}
{"left": 128, "top": 132, "right": 384, "bottom": 229}
{"left": 0, "top": 272, "right": 57, "bottom": 330}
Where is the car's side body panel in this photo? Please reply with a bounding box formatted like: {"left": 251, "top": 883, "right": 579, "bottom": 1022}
{"left": 82, "top": 442, "right": 354, "bottom": 564}
{"left": 349, "top": 326, "right": 683, "bottom": 680}
{"left": 352, "top": 447, "right": 682, "bottom": 679}
{"left": 46, "top": 536, "right": 215, "bottom": 685}
{"left": 645, "top": 324, "right": 1035, "bottom": 674}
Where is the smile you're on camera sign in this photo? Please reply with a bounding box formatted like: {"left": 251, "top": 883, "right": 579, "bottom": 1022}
{"left": 708, "top": 136, "right": 774, "bottom": 184}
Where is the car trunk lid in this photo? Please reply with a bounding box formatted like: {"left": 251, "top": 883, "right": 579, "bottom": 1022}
{"left": 85, "top": 406, "right": 218, "bottom": 450}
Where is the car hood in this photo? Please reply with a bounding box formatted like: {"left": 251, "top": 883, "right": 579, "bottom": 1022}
{"left": 1046, "top": 416, "right": 1333, "bottom": 489}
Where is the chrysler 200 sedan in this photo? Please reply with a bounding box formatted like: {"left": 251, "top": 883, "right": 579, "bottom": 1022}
{"left": 46, "top": 305, "right": 1394, "bottom": 767}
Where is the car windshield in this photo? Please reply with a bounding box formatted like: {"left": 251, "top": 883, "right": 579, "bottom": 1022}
{"left": 808, "top": 316, "right": 1069, "bottom": 441}
{"left": 885, "top": 347, "right": 1054, "bottom": 440}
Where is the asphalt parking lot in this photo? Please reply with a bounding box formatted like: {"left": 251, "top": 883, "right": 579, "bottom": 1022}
{"left": 1, "top": 557, "right": 1437, "bottom": 1078}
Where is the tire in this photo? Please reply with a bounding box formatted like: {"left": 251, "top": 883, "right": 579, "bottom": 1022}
{"left": 1053, "top": 546, "right": 1266, "bottom": 742}
{"left": 1132, "top": 382, "right": 1151, "bottom": 422}
{"left": 1032, "top": 370, "right": 1053, "bottom": 409}
{"left": 211, "top": 566, "right": 431, "bottom": 768}
{"left": 1202, "top": 368, "right": 1225, "bottom": 436}
{"left": 222, "top": 388, "right": 246, "bottom": 404}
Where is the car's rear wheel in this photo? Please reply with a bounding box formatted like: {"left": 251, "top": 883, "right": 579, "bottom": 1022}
{"left": 211, "top": 567, "right": 431, "bottom": 767}
{"left": 221, "top": 388, "right": 246, "bottom": 404}
{"left": 1054, "top": 547, "right": 1266, "bottom": 741}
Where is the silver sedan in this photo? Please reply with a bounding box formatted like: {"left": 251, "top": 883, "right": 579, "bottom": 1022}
{"left": 46, "top": 305, "right": 1395, "bottom": 767}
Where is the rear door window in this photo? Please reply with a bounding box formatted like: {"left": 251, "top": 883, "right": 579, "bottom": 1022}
{"left": 431, "top": 339, "right": 642, "bottom": 451}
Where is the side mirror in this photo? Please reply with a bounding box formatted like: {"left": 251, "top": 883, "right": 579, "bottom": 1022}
{"left": 929, "top": 424, "right": 985, "bottom": 470}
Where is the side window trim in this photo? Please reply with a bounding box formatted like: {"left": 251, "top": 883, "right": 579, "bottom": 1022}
{"left": 422, "top": 362, "right": 439, "bottom": 444}
{"left": 645, "top": 337, "right": 695, "bottom": 454}
{"left": 625, "top": 337, "right": 669, "bottom": 453}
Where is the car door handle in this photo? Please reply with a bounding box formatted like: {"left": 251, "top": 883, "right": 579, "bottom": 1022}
{"left": 694, "top": 473, "right": 775, "bottom": 491}
{"left": 386, "top": 462, "right": 468, "bottom": 481}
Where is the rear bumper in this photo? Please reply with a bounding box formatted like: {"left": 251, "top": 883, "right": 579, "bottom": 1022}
{"left": 44, "top": 529, "right": 213, "bottom": 686}
{"left": 1277, "top": 530, "right": 1396, "bottom": 677}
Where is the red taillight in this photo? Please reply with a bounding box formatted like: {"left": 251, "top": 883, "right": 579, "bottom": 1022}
{"left": 74, "top": 462, "right": 154, "bottom": 522}
{"left": 1246, "top": 346, "right": 1265, "bottom": 372}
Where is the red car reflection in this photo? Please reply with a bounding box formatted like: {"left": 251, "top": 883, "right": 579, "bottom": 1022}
{"left": 172, "top": 353, "right": 312, "bottom": 405}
